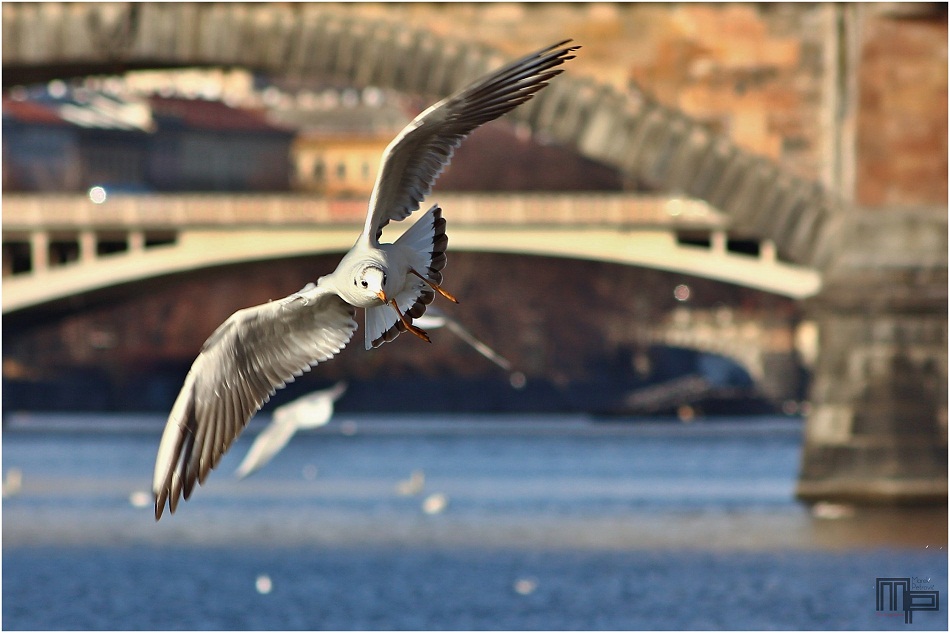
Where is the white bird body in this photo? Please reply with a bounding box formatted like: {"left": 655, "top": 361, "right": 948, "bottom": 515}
{"left": 233, "top": 382, "right": 347, "bottom": 479}
{"left": 330, "top": 204, "right": 451, "bottom": 349}
{"left": 153, "top": 40, "right": 579, "bottom": 519}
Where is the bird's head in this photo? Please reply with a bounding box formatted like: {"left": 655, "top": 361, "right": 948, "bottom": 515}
{"left": 355, "top": 265, "right": 388, "bottom": 304}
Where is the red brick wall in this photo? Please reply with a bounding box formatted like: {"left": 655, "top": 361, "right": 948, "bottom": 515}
{"left": 623, "top": 4, "right": 819, "bottom": 179}
{"left": 348, "top": 3, "right": 946, "bottom": 208}
{"left": 360, "top": 3, "right": 828, "bottom": 182}
{"left": 856, "top": 13, "right": 948, "bottom": 207}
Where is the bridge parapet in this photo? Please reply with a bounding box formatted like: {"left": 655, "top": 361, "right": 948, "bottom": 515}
{"left": 2, "top": 192, "right": 821, "bottom": 314}
{"left": 1, "top": 193, "right": 725, "bottom": 230}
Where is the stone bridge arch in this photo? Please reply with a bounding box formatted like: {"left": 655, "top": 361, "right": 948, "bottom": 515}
{"left": 3, "top": 2, "right": 840, "bottom": 268}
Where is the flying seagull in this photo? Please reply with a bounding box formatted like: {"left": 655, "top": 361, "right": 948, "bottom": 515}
{"left": 153, "top": 39, "right": 579, "bottom": 519}
{"left": 232, "top": 381, "right": 348, "bottom": 479}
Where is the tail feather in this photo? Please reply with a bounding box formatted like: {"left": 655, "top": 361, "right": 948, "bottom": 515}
{"left": 365, "top": 205, "right": 448, "bottom": 349}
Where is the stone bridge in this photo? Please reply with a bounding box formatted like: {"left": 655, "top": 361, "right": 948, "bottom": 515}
{"left": 2, "top": 2, "right": 946, "bottom": 504}
{"left": 637, "top": 306, "right": 800, "bottom": 392}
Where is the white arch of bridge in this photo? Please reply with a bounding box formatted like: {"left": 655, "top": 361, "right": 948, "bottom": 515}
{"left": 1, "top": 224, "right": 820, "bottom": 315}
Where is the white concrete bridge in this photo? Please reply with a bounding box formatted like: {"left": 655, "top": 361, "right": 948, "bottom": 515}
{"left": 1, "top": 192, "right": 822, "bottom": 314}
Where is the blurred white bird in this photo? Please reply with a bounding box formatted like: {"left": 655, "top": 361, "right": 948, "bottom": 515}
{"left": 414, "top": 307, "right": 512, "bottom": 372}
{"left": 152, "top": 40, "right": 578, "bottom": 519}
{"left": 233, "top": 382, "right": 348, "bottom": 479}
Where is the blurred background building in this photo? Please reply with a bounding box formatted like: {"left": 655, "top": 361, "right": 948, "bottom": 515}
{"left": 3, "top": 89, "right": 295, "bottom": 193}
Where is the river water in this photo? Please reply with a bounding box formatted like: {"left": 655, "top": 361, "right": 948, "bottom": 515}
{"left": 2, "top": 413, "right": 946, "bottom": 630}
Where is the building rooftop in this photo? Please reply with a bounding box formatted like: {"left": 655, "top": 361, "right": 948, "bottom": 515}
{"left": 4, "top": 85, "right": 295, "bottom": 136}
{"left": 149, "top": 96, "right": 292, "bottom": 134}
{"left": 2, "top": 99, "right": 66, "bottom": 126}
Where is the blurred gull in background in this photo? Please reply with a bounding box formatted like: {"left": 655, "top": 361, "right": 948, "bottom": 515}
{"left": 234, "top": 382, "right": 348, "bottom": 479}
{"left": 415, "top": 307, "right": 512, "bottom": 373}
{"left": 416, "top": 306, "right": 526, "bottom": 389}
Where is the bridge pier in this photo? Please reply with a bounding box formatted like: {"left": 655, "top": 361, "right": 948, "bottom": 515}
{"left": 796, "top": 210, "right": 948, "bottom": 505}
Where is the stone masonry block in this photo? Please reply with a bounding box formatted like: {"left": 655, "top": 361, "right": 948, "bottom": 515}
{"left": 685, "top": 139, "right": 736, "bottom": 202}
{"left": 706, "top": 153, "right": 754, "bottom": 213}
{"left": 661, "top": 127, "right": 713, "bottom": 195}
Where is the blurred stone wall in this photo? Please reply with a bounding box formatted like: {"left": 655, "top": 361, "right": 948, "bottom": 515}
{"left": 328, "top": 2, "right": 947, "bottom": 208}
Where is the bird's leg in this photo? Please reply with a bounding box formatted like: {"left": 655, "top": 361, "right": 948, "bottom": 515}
{"left": 390, "top": 300, "right": 431, "bottom": 343}
{"left": 411, "top": 269, "right": 459, "bottom": 303}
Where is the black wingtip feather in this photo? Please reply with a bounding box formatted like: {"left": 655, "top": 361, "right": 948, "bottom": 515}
{"left": 154, "top": 492, "right": 166, "bottom": 521}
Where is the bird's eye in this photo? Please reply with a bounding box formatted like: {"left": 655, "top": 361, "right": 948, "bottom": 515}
{"left": 361, "top": 280, "right": 369, "bottom": 289}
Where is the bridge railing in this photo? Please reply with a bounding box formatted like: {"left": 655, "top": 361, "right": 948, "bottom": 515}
{"left": 2, "top": 191, "right": 824, "bottom": 310}
{"left": 1, "top": 193, "right": 726, "bottom": 231}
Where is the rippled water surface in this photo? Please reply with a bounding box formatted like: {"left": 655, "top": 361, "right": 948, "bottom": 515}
{"left": 3, "top": 414, "right": 946, "bottom": 630}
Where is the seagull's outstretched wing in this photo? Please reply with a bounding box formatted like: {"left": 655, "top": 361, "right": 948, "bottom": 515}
{"left": 152, "top": 285, "right": 356, "bottom": 520}
{"left": 233, "top": 382, "right": 348, "bottom": 479}
{"left": 415, "top": 308, "right": 512, "bottom": 372}
{"left": 362, "top": 39, "right": 579, "bottom": 243}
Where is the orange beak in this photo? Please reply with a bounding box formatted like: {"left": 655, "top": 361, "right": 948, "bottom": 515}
{"left": 376, "top": 290, "right": 387, "bottom": 303}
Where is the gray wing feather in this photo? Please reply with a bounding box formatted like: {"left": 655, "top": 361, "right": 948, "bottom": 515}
{"left": 363, "top": 39, "right": 579, "bottom": 243}
{"left": 152, "top": 285, "right": 357, "bottom": 519}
